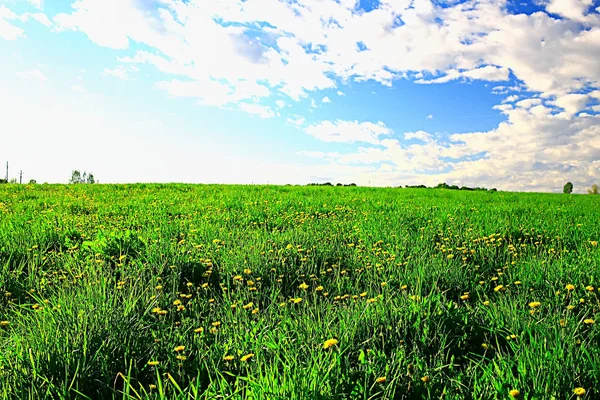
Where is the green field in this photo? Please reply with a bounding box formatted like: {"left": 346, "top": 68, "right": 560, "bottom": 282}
{"left": 0, "top": 184, "right": 599, "bottom": 399}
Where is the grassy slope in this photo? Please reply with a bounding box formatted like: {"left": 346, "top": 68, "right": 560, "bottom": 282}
{"left": 0, "top": 184, "right": 599, "bottom": 399}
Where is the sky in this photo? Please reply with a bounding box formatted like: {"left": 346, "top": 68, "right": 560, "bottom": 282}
{"left": 0, "top": 0, "right": 599, "bottom": 192}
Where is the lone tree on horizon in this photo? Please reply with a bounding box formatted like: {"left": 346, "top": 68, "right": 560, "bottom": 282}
{"left": 563, "top": 182, "right": 573, "bottom": 194}
{"left": 588, "top": 184, "right": 599, "bottom": 195}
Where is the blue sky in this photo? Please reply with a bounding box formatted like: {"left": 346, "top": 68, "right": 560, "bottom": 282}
{"left": 0, "top": 0, "right": 599, "bottom": 191}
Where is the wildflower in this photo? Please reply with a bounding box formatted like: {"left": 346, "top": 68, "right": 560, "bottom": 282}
{"left": 240, "top": 353, "right": 254, "bottom": 362}
{"left": 506, "top": 334, "right": 517, "bottom": 340}
{"left": 481, "top": 343, "right": 489, "bottom": 350}
{"left": 299, "top": 282, "right": 309, "bottom": 290}
{"left": 0, "top": 321, "right": 9, "bottom": 327}
{"left": 560, "top": 319, "right": 566, "bottom": 326}
{"left": 360, "top": 292, "right": 367, "bottom": 297}
{"left": 148, "top": 361, "right": 159, "bottom": 366}
{"left": 323, "top": 338, "right": 339, "bottom": 349}
{"left": 573, "top": 387, "right": 586, "bottom": 396}
{"left": 173, "top": 299, "right": 182, "bottom": 306}
{"left": 494, "top": 285, "right": 504, "bottom": 292}
{"left": 149, "top": 384, "right": 157, "bottom": 390}
{"left": 509, "top": 389, "right": 520, "bottom": 398}
{"left": 375, "top": 376, "right": 386, "bottom": 383}
{"left": 194, "top": 327, "right": 204, "bottom": 333}
{"left": 583, "top": 319, "right": 595, "bottom": 325}
{"left": 567, "top": 305, "right": 575, "bottom": 310}
{"left": 244, "top": 268, "right": 252, "bottom": 274}
{"left": 291, "top": 297, "right": 302, "bottom": 304}
{"left": 566, "top": 284, "right": 575, "bottom": 291}
{"left": 528, "top": 301, "right": 541, "bottom": 308}
{"left": 460, "top": 294, "right": 469, "bottom": 300}
{"left": 174, "top": 346, "right": 185, "bottom": 352}
{"left": 586, "top": 286, "right": 594, "bottom": 292}
{"left": 201, "top": 283, "right": 208, "bottom": 289}
{"left": 252, "top": 308, "right": 259, "bottom": 314}
{"left": 381, "top": 282, "right": 387, "bottom": 287}
{"left": 158, "top": 310, "right": 167, "bottom": 315}
{"left": 243, "top": 302, "right": 254, "bottom": 309}
{"left": 155, "top": 285, "right": 163, "bottom": 290}
{"left": 483, "top": 301, "right": 490, "bottom": 305}
{"left": 212, "top": 321, "right": 221, "bottom": 327}
{"left": 316, "top": 286, "right": 324, "bottom": 291}
{"left": 223, "top": 355, "right": 234, "bottom": 361}
{"left": 186, "top": 282, "right": 193, "bottom": 287}
{"left": 421, "top": 376, "right": 430, "bottom": 383}
{"left": 514, "top": 281, "right": 522, "bottom": 285}
{"left": 401, "top": 285, "right": 407, "bottom": 290}
{"left": 176, "top": 355, "right": 187, "bottom": 361}
{"left": 279, "top": 302, "right": 286, "bottom": 307}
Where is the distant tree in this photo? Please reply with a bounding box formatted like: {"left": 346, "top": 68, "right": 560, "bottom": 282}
{"left": 70, "top": 170, "right": 96, "bottom": 184}
{"left": 563, "top": 182, "right": 574, "bottom": 194}
{"left": 588, "top": 184, "right": 599, "bottom": 195}
{"left": 9, "top": 178, "right": 17, "bottom": 183}
{"left": 28, "top": 179, "right": 37, "bottom": 184}
{"left": 0, "top": 179, "right": 6, "bottom": 184}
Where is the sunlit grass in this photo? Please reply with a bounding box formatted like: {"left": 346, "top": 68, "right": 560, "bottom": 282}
{"left": 0, "top": 183, "right": 599, "bottom": 399}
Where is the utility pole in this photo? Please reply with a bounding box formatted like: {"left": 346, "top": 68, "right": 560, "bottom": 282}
{"left": 5, "top": 162, "right": 7, "bottom": 182}
{"left": 19, "top": 170, "right": 23, "bottom": 184}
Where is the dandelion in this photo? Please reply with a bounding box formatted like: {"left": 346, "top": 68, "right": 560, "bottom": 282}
{"left": 583, "top": 318, "right": 595, "bottom": 325}
{"left": 243, "top": 302, "right": 254, "bottom": 309}
{"left": 223, "top": 355, "right": 234, "bottom": 361}
{"left": 173, "top": 299, "right": 182, "bottom": 306}
{"left": 566, "top": 284, "right": 575, "bottom": 291}
{"left": 323, "top": 338, "right": 339, "bottom": 349}
{"left": 381, "top": 282, "right": 387, "bottom": 287}
{"left": 291, "top": 297, "right": 303, "bottom": 304}
{"left": 421, "top": 376, "right": 430, "bottom": 383}
{"left": 401, "top": 285, "right": 407, "bottom": 290}
{"left": 509, "top": 389, "right": 520, "bottom": 398}
{"left": 481, "top": 343, "right": 489, "bottom": 350}
{"left": 240, "top": 353, "right": 254, "bottom": 362}
{"left": 514, "top": 281, "right": 522, "bottom": 285}
{"left": 586, "top": 286, "right": 594, "bottom": 292}
{"left": 494, "top": 285, "right": 504, "bottom": 292}
{"left": 375, "top": 376, "right": 386, "bottom": 383}
{"left": 0, "top": 321, "right": 9, "bottom": 327}
{"left": 176, "top": 355, "right": 187, "bottom": 361}
{"left": 299, "top": 282, "right": 309, "bottom": 290}
{"left": 174, "top": 346, "right": 185, "bottom": 352}
{"left": 155, "top": 285, "right": 163, "bottom": 290}
{"left": 573, "top": 387, "right": 586, "bottom": 396}
{"left": 483, "top": 301, "right": 490, "bottom": 306}
{"left": 149, "top": 384, "right": 157, "bottom": 390}
{"left": 244, "top": 268, "right": 252, "bottom": 274}
{"left": 194, "top": 327, "right": 204, "bottom": 333}
{"left": 460, "top": 294, "right": 469, "bottom": 300}
{"left": 316, "top": 286, "right": 324, "bottom": 291}
{"left": 528, "top": 301, "right": 541, "bottom": 308}
{"left": 212, "top": 321, "right": 221, "bottom": 327}
{"left": 252, "top": 308, "right": 259, "bottom": 314}
{"left": 148, "top": 361, "right": 160, "bottom": 366}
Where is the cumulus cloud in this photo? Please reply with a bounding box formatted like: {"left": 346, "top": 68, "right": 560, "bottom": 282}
{"left": 305, "top": 120, "right": 392, "bottom": 144}
{"left": 0, "top": 5, "right": 25, "bottom": 40}
{"left": 16, "top": 68, "right": 47, "bottom": 82}
{"left": 238, "top": 103, "right": 275, "bottom": 118}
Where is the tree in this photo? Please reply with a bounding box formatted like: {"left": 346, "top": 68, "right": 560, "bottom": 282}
{"left": 69, "top": 170, "right": 96, "bottom": 184}
{"left": 588, "top": 184, "right": 599, "bottom": 195}
{"left": 563, "top": 182, "right": 574, "bottom": 194}
{"left": 28, "top": 179, "right": 37, "bottom": 184}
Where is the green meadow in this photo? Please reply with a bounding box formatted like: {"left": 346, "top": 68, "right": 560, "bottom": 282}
{"left": 0, "top": 184, "right": 599, "bottom": 399}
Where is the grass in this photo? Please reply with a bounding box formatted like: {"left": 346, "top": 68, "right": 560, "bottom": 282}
{"left": 0, "top": 183, "right": 599, "bottom": 399}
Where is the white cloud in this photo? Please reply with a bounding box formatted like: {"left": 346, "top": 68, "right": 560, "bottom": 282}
{"left": 502, "top": 95, "right": 520, "bottom": 103}
{"left": 322, "top": 96, "right": 331, "bottom": 103}
{"left": 102, "top": 65, "right": 132, "bottom": 80}
{"left": 26, "top": 0, "right": 44, "bottom": 10}
{"left": 70, "top": 84, "right": 86, "bottom": 93}
{"left": 337, "top": 90, "right": 345, "bottom": 96}
{"left": 426, "top": 114, "right": 433, "bottom": 120}
{"left": 238, "top": 103, "right": 275, "bottom": 119}
{"left": 305, "top": 120, "right": 392, "bottom": 144}
{"left": 16, "top": 68, "right": 47, "bottom": 82}
{"left": 553, "top": 93, "right": 590, "bottom": 115}
{"left": 0, "top": 5, "right": 25, "bottom": 40}
{"left": 287, "top": 115, "right": 306, "bottom": 126}
{"left": 275, "top": 100, "right": 285, "bottom": 109}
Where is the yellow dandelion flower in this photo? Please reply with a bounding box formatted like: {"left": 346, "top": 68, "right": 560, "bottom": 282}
{"left": 481, "top": 343, "right": 489, "bottom": 350}
{"left": 155, "top": 285, "right": 163, "bottom": 290}
{"left": 567, "top": 305, "right": 575, "bottom": 310}
{"left": 173, "top": 299, "right": 182, "bottom": 306}
{"left": 401, "top": 285, "right": 408, "bottom": 290}
{"left": 566, "top": 284, "right": 575, "bottom": 291}
{"left": 252, "top": 308, "right": 259, "bottom": 314}
{"left": 494, "top": 285, "right": 504, "bottom": 292}
{"left": 514, "top": 281, "right": 522, "bottom": 285}
{"left": 0, "top": 321, "right": 9, "bottom": 327}
{"left": 573, "top": 387, "right": 586, "bottom": 396}
{"left": 240, "top": 353, "right": 254, "bottom": 362}
{"left": 323, "top": 338, "right": 339, "bottom": 349}
{"left": 244, "top": 268, "right": 252, "bottom": 274}
{"left": 586, "top": 286, "right": 594, "bottom": 292}
{"left": 158, "top": 310, "right": 168, "bottom": 315}
{"left": 291, "top": 297, "right": 303, "bottom": 304}
{"left": 528, "top": 301, "right": 541, "bottom": 308}
{"left": 243, "top": 302, "right": 254, "bottom": 309}
{"left": 223, "top": 355, "right": 234, "bottom": 361}
{"left": 299, "top": 282, "right": 309, "bottom": 290}
{"left": 375, "top": 376, "right": 386, "bottom": 383}
{"left": 176, "top": 355, "right": 187, "bottom": 361}
{"left": 212, "top": 321, "right": 221, "bottom": 327}
{"left": 460, "top": 294, "right": 469, "bottom": 300}
{"left": 174, "top": 345, "right": 185, "bottom": 352}
{"left": 483, "top": 300, "right": 490, "bottom": 305}
{"left": 279, "top": 302, "right": 287, "bottom": 307}
{"left": 194, "top": 327, "right": 204, "bottom": 333}
{"left": 148, "top": 361, "right": 160, "bottom": 366}
{"left": 149, "top": 384, "right": 157, "bottom": 390}
{"left": 509, "top": 389, "right": 520, "bottom": 398}
{"left": 421, "top": 376, "right": 430, "bottom": 383}
{"left": 381, "top": 282, "right": 387, "bottom": 287}
{"left": 316, "top": 286, "right": 324, "bottom": 291}
{"left": 583, "top": 318, "right": 595, "bottom": 325}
